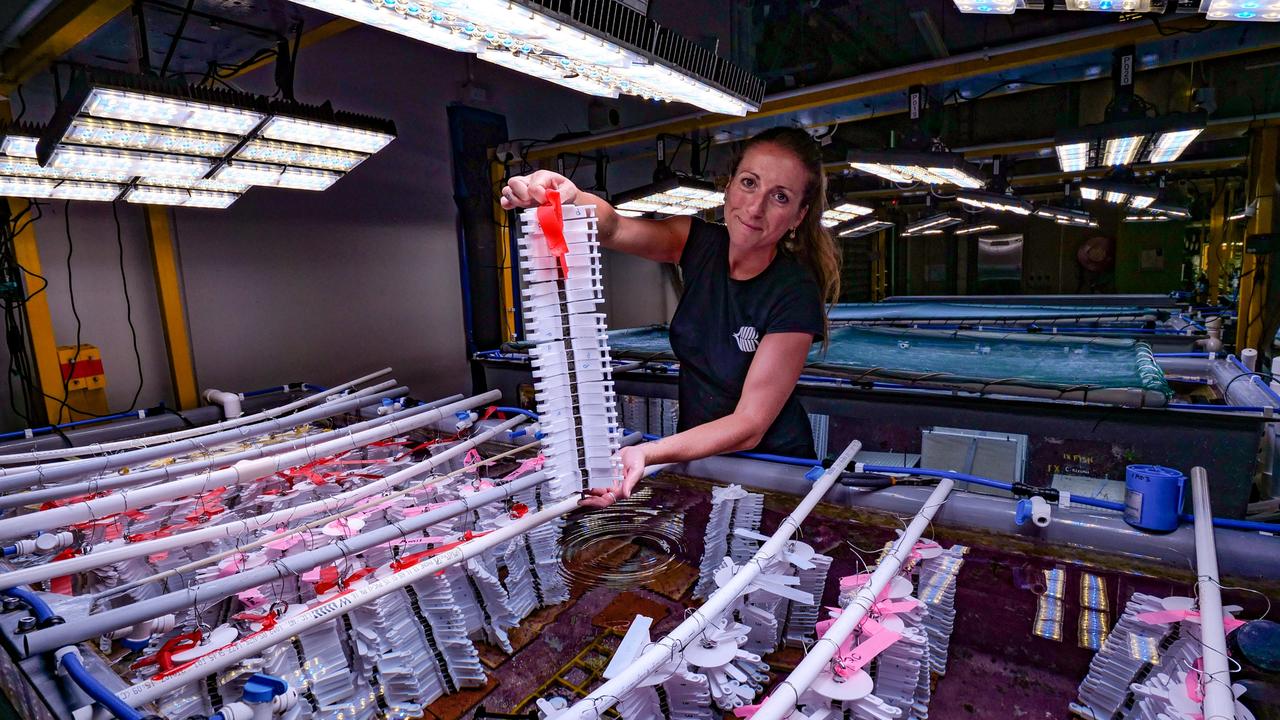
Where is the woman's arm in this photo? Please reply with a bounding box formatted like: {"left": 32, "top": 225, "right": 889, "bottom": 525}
{"left": 581, "top": 331, "right": 813, "bottom": 508}
{"left": 503, "top": 170, "right": 689, "bottom": 264}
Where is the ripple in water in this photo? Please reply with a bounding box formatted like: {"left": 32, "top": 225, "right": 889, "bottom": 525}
{"left": 559, "top": 488, "right": 687, "bottom": 590}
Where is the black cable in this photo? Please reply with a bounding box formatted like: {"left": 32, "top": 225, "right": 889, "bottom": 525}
{"left": 159, "top": 0, "right": 196, "bottom": 77}
{"left": 1148, "top": 14, "right": 1215, "bottom": 36}
{"left": 54, "top": 200, "right": 84, "bottom": 425}
{"left": 112, "top": 202, "right": 144, "bottom": 411}
{"left": 13, "top": 84, "right": 26, "bottom": 122}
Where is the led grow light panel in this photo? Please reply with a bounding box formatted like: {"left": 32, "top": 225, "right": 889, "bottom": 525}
{"left": 1054, "top": 113, "right": 1206, "bottom": 172}
{"left": 955, "top": 190, "right": 1034, "bottom": 215}
{"left": 82, "top": 87, "right": 264, "bottom": 135}
{"left": 952, "top": 0, "right": 1026, "bottom": 13}
{"left": 63, "top": 118, "right": 239, "bottom": 157}
{"left": 0, "top": 176, "right": 124, "bottom": 201}
{"left": 847, "top": 150, "right": 985, "bottom": 189}
{"left": 125, "top": 186, "right": 239, "bottom": 209}
{"left": 904, "top": 213, "right": 962, "bottom": 235}
{"left": 1062, "top": 0, "right": 1152, "bottom": 9}
{"left": 213, "top": 161, "right": 341, "bottom": 191}
{"left": 0, "top": 135, "right": 38, "bottom": 158}
{"left": 477, "top": 49, "right": 620, "bottom": 98}
{"left": 235, "top": 139, "right": 366, "bottom": 172}
{"left": 260, "top": 116, "right": 395, "bottom": 154}
{"left": 822, "top": 202, "right": 874, "bottom": 227}
{"left": 47, "top": 145, "right": 211, "bottom": 179}
{"left": 955, "top": 224, "right": 1001, "bottom": 235}
{"left": 838, "top": 219, "right": 894, "bottom": 237}
{"left": 1200, "top": 0, "right": 1280, "bottom": 19}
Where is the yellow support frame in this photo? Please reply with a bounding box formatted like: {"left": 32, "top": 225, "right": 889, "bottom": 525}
{"left": 1235, "top": 127, "right": 1279, "bottom": 353}
{"left": 1207, "top": 182, "right": 1226, "bottom": 306}
{"left": 0, "top": 0, "right": 131, "bottom": 93}
{"left": 143, "top": 205, "right": 199, "bottom": 410}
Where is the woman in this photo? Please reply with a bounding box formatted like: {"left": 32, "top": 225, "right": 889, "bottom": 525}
{"left": 500, "top": 127, "right": 840, "bottom": 508}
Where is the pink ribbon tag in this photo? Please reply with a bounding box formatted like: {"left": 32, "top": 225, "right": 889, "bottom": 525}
{"left": 873, "top": 599, "right": 921, "bottom": 617}
{"left": 504, "top": 454, "right": 547, "bottom": 481}
{"left": 1137, "top": 609, "right": 1247, "bottom": 633}
{"left": 237, "top": 588, "right": 269, "bottom": 609}
{"left": 1185, "top": 670, "right": 1205, "bottom": 703}
{"left": 838, "top": 574, "right": 894, "bottom": 602}
{"left": 732, "top": 702, "right": 762, "bottom": 718}
{"left": 464, "top": 449, "right": 482, "bottom": 467}
{"left": 834, "top": 622, "right": 903, "bottom": 677}
{"left": 265, "top": 533, "right": 305, "bottom": 551}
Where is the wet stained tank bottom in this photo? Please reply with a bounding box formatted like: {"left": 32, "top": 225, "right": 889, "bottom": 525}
{"left": 439, "top": 473, "right": 1276, "bottom": 719}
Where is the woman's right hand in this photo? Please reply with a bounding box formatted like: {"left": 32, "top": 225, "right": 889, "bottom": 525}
{"left": 500, "top": 170, "right": 580, "bottom": 210}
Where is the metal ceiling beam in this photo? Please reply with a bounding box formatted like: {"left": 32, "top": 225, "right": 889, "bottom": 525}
{"left": 0, "top": 0, "right": 131, "bottom": 94}
{"left": 524, "top": 17, "right": 1210, "bottom": 162}
{"left": 222, "top": 17, "right": 358, "bottom": 80}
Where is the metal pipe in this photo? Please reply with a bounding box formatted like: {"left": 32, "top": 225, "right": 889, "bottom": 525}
{"left": 20, "top": 465, "right": 548, "bottom": 656}
{"left": 0, "top": 381, "right": 406, "bottom": 491}
{"left": 0, "top": 391, "right": 500, "bottom": 541}
{"left": 747, "top": 479, "right": 955, "bottom": 720}
{"left": 1191, "top": 467, "right": 1236, "bottom": 720}
{"left": 549, "top": 440, "right": 863, "bottom": 720}
{"left": 115, "top": 493, "right": 584, "bottom": 708}
{"left": 0, "top": 416, "right": 527, "bottom": 590}
{"left": 0, "top": 368, "right": 393, "bottom": 464}
{"left": 0, "top": 389, "right": 449, "bottom": 510}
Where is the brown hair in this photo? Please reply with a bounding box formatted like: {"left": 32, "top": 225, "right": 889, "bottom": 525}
{"left": 728, "top": 126, "right": 841, "bottom": 339}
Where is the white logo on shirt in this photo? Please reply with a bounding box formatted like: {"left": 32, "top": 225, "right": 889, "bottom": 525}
{"left": 733, "top": 326, "right": 759, "bottom": 353}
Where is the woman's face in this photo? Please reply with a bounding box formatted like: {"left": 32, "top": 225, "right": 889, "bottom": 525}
{"left": 723, "top": 142, "right": 811, "bottom": 251}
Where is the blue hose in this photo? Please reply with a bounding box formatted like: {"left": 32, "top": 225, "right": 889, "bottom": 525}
{"left": 493, "top": 406, "right": 539, "bottom": 420}
{"left": 1, "top": 546, "right": 15, "bottom": 557}
{"left": 60, "top": 651, "right": 144, "bottom": 720}
{"left": 2, "top": 587, "right": 55, "bottom": 624}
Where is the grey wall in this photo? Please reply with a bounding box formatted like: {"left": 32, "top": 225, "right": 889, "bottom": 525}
{"left": 0, "top": 13, "right": 721, "bottom": 430}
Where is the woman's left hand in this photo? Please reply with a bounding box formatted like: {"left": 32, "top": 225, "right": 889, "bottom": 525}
{"left": 579, "top": 444, "right": 647, "bottom": 509}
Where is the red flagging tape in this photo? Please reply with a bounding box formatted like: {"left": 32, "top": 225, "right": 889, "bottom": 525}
{"left": 537, "top": 189, "right": 569, "bottom": 277}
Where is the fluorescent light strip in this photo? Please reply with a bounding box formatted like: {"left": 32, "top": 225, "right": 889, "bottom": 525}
{"left": 82, "top": 87, "right": 264, "bottom": 135}
{"left": 235, "top": 139, "right": 365, "bottom": 172}
{"left": 1200, "top": 0, "right": 1280, "bottom": 20}
{"left": 1055, "top": 142, "right": 1089, "bottom": 174}
{"left": 0, "top": 136, "right": 39, "bottom": 158}
{"left": 64, "top": 117, "right": 239, "bottom": 157}
{"left": 48, "top": 145, "right": 211, "bottom": 179}
{"left": 905, "top": 213, "right": 961, "bottom": 234}
{"left": 1146, "top": 129, "right": 1204, "bottom": 163}
{"left": 1102, "top": 135, "right": 1143, "bottom": 166}
{"left": 260, "top": 116, "right": 394, "bottom": 154}
{"left": 955, "top": 224, "right": 1001, "bottom": 235}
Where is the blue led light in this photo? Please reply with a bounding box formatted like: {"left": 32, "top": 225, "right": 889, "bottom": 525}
{"left": 1099, "top": 0, "right": 1114, "bottom": 8}
{"left": 1237, "top": 10, "right": 1258, "bottom": 16}
{"left": 1243, "top": 1, "right": 1260, "bottom": 7}
{"left": 978, "top": 3, "right": 992, "bottom": 9}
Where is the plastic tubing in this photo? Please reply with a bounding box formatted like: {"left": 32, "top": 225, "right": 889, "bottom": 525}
{"left": 0, "top": 389, "right": 451, "bottom": 511}
{"left": 58, "top": 650, "right": 143, "bottom": 720}
{"left": 746, "top": 479, "right": 955, "bottom": 720}
{"left": 548, "top": 440, "right": 863, "bottom": 720}
{"left": 1191, "top": 467, "right": 1236, "bottom": 720}
{"left": 0, "top": 368, "right": 393, "bottom": 465}
{"left": 20, "top": 464, "right": 547, "bottom": 655}
{"left": 0, "top": 415, "right": 528, "bottom": 591}
{"left": 493, "top": 406, "right": 540, "bottom": 420}
{"left": 0, "top": 381, "right": 406, "bottom": 491}
{"left": 0, "top": 390, "right": 499, "bottom": 542}
{"left": 1, "top": 586, "right": 55, "bottom": 624}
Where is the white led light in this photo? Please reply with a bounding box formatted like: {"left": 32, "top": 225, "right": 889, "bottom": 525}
{"left": 1102, "top": 135, "right": 1143, "bottom": 166}
{"left": 822, "top": 202, "right": 873, "bottom": 227}
{"left": 1129, "top": 195, "right": 1156, "bottom": 209}
{"left": 616, "top": 180, "right": 723, "bottom": 217}
{"left": 0, "top": 136, "right": 39, "bottom": 158}
{"left": 1147, "top": 128, "right": 1203, "bottom": 163}
{"left": 923, "top": 167, "right": 985, "bottom": 189}
{"left": 0, "top": 176, "right": 124, "bottom": 202}
{"left": 1035, "top": 206, "right": 1096, "bottom": 226}
{"left": 905, "top": 213, "right": 961, "bottom": 235}
{"left": 839, "top": 219, "right": 895, "bottom": 237}
{"left": 83, "top": 88, "right": 264, "bottom": 134}
{"left": 952, "top": 0, "right": 1022, "bottom": 13}
{"left": 1199, "top": 0, "right": 1280, "bottom": 20}
{"left": 0, "top": 176, "right": 57, "bottom": 196}
{"left": 236, "top": 139, "right": 366, "bottom": 171}
{"left": 477, "top": 50, "right": 620, "bottom": 98}
{"left": 277, "top": 167, "right": 342, "bottom": 191}
{"left": 63, "top": 117, "right": 239, "bottom": 157}
{"left": 955, "top": 191, "right": 1034, "bottom": 215}
{"left": 1104, "top": 190, "right": 1129, "bottom": 204}
{"left": 850, "top": 162, "right": 914, "bottom": 184}
{"left": 213, "top": 160, "right": 287, "bottom": 186}
{"left": 1062, "top": 0, "right": 1152, "bottom": 10}
{"left": 285, "top": 0, "right": 485, "bottom": 51}
{"left": 48, "top": 145, "right": 211, "bottom": 179}
{"left": 1125, "top": 214, "right": 1169, "bottom": 222}
{"left": 1080, "top": 186, "right": 1101, "bottom": 200}
{"left": 260, "top": 116, "right": 394, "bottom": 154}
{"left": 849, "top": 159, "right": 984, "bottom": 189}
{"left": 126, "top": 185, "right": 239, "bottom": 208}
{"left": 1055, "top": 142, "right": 1089, "bottom": 173}
{"left": 0, "top": 156, "right": 134, "bottom": 183}
{"left": 141, "top": 176, "right": 251, "bottom": 193}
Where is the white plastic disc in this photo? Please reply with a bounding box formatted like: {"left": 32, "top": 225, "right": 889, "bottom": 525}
{"left": 812, "top": 667, "right": 873, "bottom": 701}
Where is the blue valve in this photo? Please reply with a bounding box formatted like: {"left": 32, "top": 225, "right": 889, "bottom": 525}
{"left": 804, "top": 466, "right": 825, "bottom": 482}
{"left": 1014, "top": 499, "right": 1033, "bottom": 526}
{"left": 242, "top": 673, "right": 289, "bottom": 704}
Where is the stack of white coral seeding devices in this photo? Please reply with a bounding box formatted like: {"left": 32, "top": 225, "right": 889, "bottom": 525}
{"left": 517, "top": 192, "right": 623, "bottom": 500}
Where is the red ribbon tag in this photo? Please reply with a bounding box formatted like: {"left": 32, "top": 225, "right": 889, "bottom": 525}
{"left": 537, "top": 189, "right": 569, "bottom": 277}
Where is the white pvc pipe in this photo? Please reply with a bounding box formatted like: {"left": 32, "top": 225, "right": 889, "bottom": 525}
{"left": 746, "top": 478, "right": 956, "bottom": 720}
{"left": 115, "top": 494, "right": 584, "bottom": 708}
{"left": 0, "top": 368, "right": 393, "bottom": 465}
{"left": 202, "top": 389, "right": 243, "bottom": 420}
{"left": 0, "top": 416, "right": 527, "bottom": 590}
{"left": 0, "top": 390, "right": 500, "bottom": 541}
{"left": 0, "top": 387, "right": 438, "bottom": 510}
{"left": 1191, "top": 467, "right": 1236, "bottom": 720}
{"left": 549, "top": 439, "right": 863, "bottom": 720}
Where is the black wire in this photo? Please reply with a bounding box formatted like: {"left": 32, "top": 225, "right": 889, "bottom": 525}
{"left": 113, "top": 201, "right": 144, "bottom": 411}
{"left": 55, "top": 200, "right": 84, "bottom": 425}
{"left": 1148, "top": 14, "right": 1215, "bottom": 36}
{"left": 159, "top": 0, "right": 197, "bottom": 77}
{"left": 13, "top": 85, "right": 26, "bottom": 122}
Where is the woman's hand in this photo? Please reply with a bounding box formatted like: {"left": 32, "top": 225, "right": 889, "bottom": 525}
{"left": 500, "top": 170, "right": 580, "bottom": 210}
{"left": 579, "top": 444, "right": 648, "bottom": 509}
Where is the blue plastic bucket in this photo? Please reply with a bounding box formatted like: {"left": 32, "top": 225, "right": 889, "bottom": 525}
{"left": 1124, "top": 465, "right": 1186, "bottom": 532}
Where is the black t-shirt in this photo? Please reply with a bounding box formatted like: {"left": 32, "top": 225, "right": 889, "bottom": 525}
{"left": 669, "top": 216, "right": 824, "bottom": 458}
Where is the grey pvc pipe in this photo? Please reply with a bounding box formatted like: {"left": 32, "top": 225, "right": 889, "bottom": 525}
{"left": 0, "top": 392, "right": 461, "bottom": 510}
{"left": 0, "top": 382, "right": 408, "bottom": 492}
{"left": 0, "top": 391, "right": 500, "bottom": 541}
{"left": 671, "top": 454, "right": 1280, "bottom": 583}
{"left": 19, "top": 468, "right": 550, "bottom": 657}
